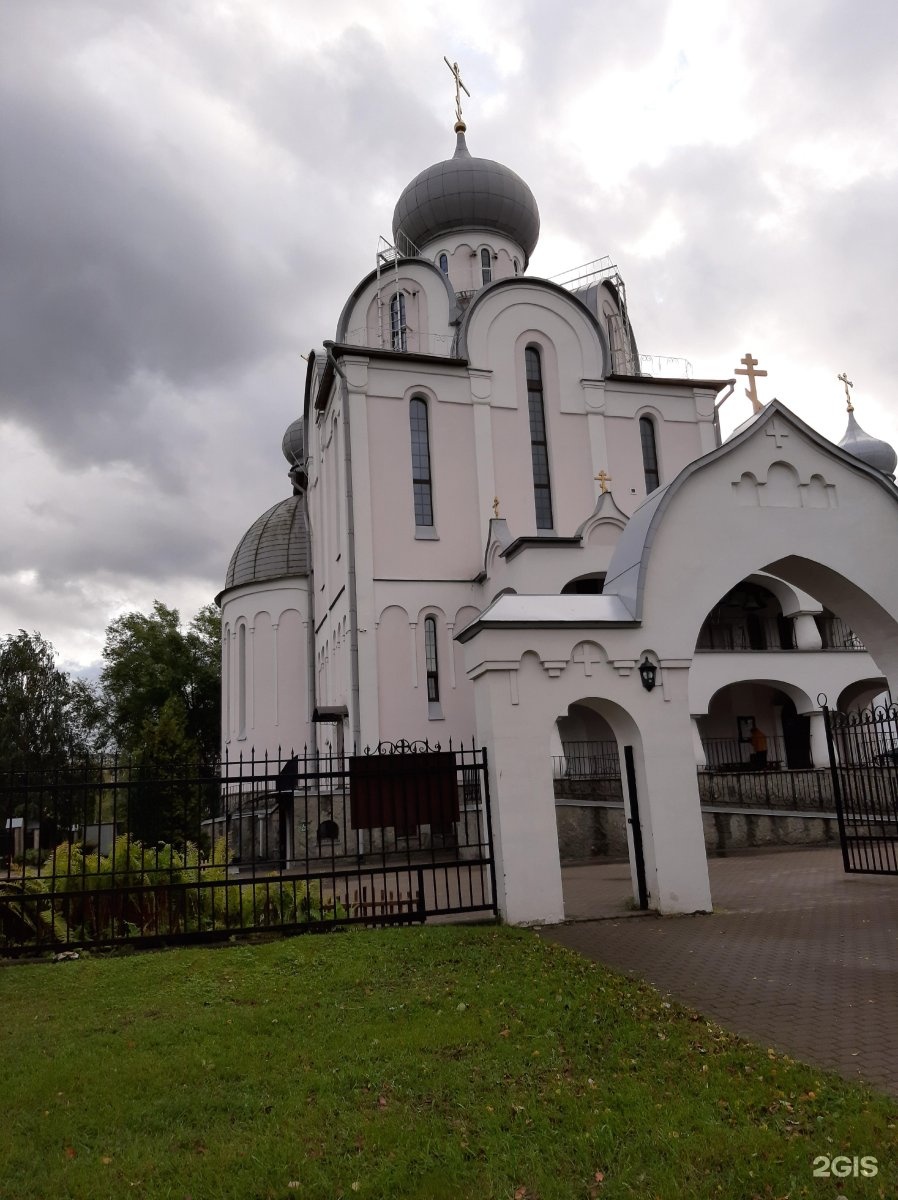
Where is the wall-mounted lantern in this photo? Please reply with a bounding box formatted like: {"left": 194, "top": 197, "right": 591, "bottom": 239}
{"left": 639, "top": 657, "right": 658, "bottom": 692}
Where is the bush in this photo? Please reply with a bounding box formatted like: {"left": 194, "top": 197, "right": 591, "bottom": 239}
{"left": 1, "top": 834, "right": 346, "bottom": 948}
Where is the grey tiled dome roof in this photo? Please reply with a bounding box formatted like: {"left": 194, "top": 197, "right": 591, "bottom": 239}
{"left": 224, "top": 496, "right": 310, "bottom": 592}
{"left": 839, "top": 410, "right": 897, "bottom": 479}
{"left": 392, "top": 131, "right": 540, "bottom": 263}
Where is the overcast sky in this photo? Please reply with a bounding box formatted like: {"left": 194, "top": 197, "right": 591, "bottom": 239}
{"left": 2, "top": 0, "right": 896, "bottom": 674}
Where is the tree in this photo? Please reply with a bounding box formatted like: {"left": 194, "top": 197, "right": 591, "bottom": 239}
{"left": 99, "top": 601, "right": 220, "bottom": 761}
{"left": 0, "top": 631, "right": 92, "bottom": 765}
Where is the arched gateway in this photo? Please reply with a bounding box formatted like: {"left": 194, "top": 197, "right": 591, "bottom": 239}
{"left": 458, "top": 401, "right": 898, "bottom": 924}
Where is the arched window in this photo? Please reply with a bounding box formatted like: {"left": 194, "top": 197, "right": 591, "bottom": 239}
{"left": 513, "top": 258, "right": 520, "bottom": 275}
{"left": 525, "top": 346, "right": 554, "bottom": 529}
{"left": 390, "top": 292, "right": 407, "bottom": 351}
{"left": 639, "top": 416, "right": 660, "bottom": 493}
{"left": 438, "top": 252, "right": 449, "bottom": 275}
{"left": 424, "top": 616, "right": 440, "bottom": 702}
{"left": 409, "top": 397, "right": 433, "bottom": 527}
{"left": 480, "top": 248, "right": 492, "bottom": 286}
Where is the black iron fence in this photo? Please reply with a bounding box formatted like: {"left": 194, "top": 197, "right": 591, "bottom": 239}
{"left": 696, "top": 616, "right": 793, "bottom": 652}
{"left": 552, "top": 740, "right": 620, "bottom": 780}
{"left": 698, "top": 767, "right": 835, "bottom": 812}
{"left": 701, "top": 735, "right": 790, "bottom": 771}
{"left": 818, "top": 616, "right": 866, "bottom": 651}
{"left": 0, "top": 741, "right": 497, "bottom": 954}
{"left": 822, "top": 700, "right": 898, "bottom": 874}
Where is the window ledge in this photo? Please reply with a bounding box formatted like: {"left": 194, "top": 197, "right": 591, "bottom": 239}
{"left": 415, "top": 527, "right": 439, "bottom": 541}
{"left": 428, "top": 701, "right": 444, "bottom": 721}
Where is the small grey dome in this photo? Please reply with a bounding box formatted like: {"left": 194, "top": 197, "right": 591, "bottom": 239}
{"left": 392, "top": 131, "right": 540, "bottom": 264}
{"left": 282, "top": 418, "right": 304, "bottom": 466}
{"left": 223, "top": 496, "right": 310, "bottom": 593}
{"left": 839, "top": 410, "right": 897, "bottom": 479}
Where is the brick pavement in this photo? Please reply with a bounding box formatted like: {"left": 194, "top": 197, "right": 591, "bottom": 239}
{"left": 543, "top": 847, "right": 898, "bottom": 1094}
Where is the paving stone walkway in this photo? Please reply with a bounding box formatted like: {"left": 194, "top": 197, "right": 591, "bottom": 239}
{"left": 543, "top": 847, "right": 898, "bottom": 1095}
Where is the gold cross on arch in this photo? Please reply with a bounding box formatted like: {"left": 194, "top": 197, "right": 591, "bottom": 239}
{"left": 735, "top": 352, "right": 767, "bottom": 414}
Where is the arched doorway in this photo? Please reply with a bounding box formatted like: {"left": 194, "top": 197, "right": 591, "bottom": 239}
{"left": 552, "top": 700, "right": 649, "bottom": 918}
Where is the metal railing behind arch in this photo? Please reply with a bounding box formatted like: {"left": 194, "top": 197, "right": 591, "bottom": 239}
{"left": 821, "top": 696, "right": 898, "bottom": 874}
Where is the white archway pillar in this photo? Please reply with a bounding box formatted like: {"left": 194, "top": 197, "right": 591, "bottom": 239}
{"left": 691, "top": 717, "right": 707, "bottom": 767}
{"left": 472, "top": 665, "right": 565, "bottom": 926}
{"left": 793, "top": 612, "right": 823, "bottom": 651}
{"left": 633, "top": 668, "right": 712, "bottom": 914}
{"left": 808, "top": 710, "right": 829, "bottom": 768}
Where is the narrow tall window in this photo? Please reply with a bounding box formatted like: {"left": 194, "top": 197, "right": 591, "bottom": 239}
{"left": 525, "top": 346, "right": 554, "bottom": 529}
{"left": 424, "top": 616, "right": 439, "bottom": 702}
{"left": 390, "top": 292, "right": 406, "bottom": 351}
{"left": 333, "top": 419, "right": 341, "bottom": 549}
{"left": 438, "top": 252, "right": 449, "bottom": 275}
{"left": 409, "top": 397, "right": 433, "bottom": 527}
{"left": 480, "top": 248, "right": 492, "bottom": 285}
{"left": 640, "top": 416, "right": 660, "bottom": 493}
{"left": 513, "top": 258, "right": 520, "bottom": 275}
{"left": 237, "top": 624, "right": 246, "bottom": 738}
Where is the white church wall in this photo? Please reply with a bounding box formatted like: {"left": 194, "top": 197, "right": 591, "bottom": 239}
{"left": 424, "top": 231, "right": 526, "bottom": 293}
{"left": 373, "top": 598, "right": 479, "bottom": 744}
{"left": 339, "top": 262, "right": 455, "bottom": 356}
{"left": 364, "top": 387, "right": 482, "bottom": 578}
{"left": 220, "top": 581, "right": 311, "bottom": 766}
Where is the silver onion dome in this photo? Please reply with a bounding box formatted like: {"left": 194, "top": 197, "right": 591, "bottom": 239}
{"left": 392, "top": 130, "right": 540, "bottom": 265}
{"left": 839, "top": 409, "right": 897, "bottom": 479}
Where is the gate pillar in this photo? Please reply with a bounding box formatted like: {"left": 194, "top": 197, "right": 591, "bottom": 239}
{"left": 472, "top": 664, "right": 565, "bottom": 925}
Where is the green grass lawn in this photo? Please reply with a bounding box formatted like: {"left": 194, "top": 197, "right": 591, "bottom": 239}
{"left": 1, "top": 925, "right": 895, "bottom": 1200}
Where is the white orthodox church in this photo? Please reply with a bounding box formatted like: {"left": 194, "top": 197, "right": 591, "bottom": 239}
{"left": 218, "top": 105, "right": 898, "bottom": 925}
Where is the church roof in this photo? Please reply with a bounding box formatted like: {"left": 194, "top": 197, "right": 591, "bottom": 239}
{"left": 392, "top": 130, "right": 540, "bottom": 264}
{"left": 222, "top": 495, "right": 310, "bottom": 596}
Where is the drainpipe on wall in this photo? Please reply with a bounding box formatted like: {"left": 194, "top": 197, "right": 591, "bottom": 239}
{"left": 303, "top": 486, "right": 317, "bottom": 761}
{"left": 712, "top": 379, "right": 735, "bottom": 446}
{"left": 323, "top": 340, "right": 362, "bottom": 751}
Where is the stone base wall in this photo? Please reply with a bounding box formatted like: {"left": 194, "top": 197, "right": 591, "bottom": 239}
{"left": 555, "top": 804, "right": 630, "bottom": 862}
{"left": 555, "top": 801, "right": 838, "bottom": 863}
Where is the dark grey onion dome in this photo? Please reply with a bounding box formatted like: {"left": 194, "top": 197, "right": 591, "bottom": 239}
{"left": 282, "top": 417, "right": 304, "bottom": 465}
{"left": 223, "top": 496, "right": 310, "bottom": 593}
{"left": 839, "top": 409, "right": 897, "bottom": 479}
{"left": 392, "top": 131, "right": 540, "bottom": 265}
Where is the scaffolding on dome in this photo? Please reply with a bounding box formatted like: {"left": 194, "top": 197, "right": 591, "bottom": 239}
{"left": 375, "top": 233, "right": 420, "bottom": 352}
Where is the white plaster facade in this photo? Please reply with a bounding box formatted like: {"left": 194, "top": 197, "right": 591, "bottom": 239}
{"left": 220, "top": 124, "right": 898, "bottom": 925}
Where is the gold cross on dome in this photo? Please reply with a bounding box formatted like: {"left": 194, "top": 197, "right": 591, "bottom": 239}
{"left": 492, "top": 496, "right": 500, "bottom": 518}
{"left": 595, "top": 470, "right": 612, "bottom": 494}
{"left": 735, "top": 352, "right": 768, "bottom": 414}
{"left": 838, "top": 372, "right": 854, "bottom": 412}
{"left": 443, "top": 57, "right": 470, "bottom": 131}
